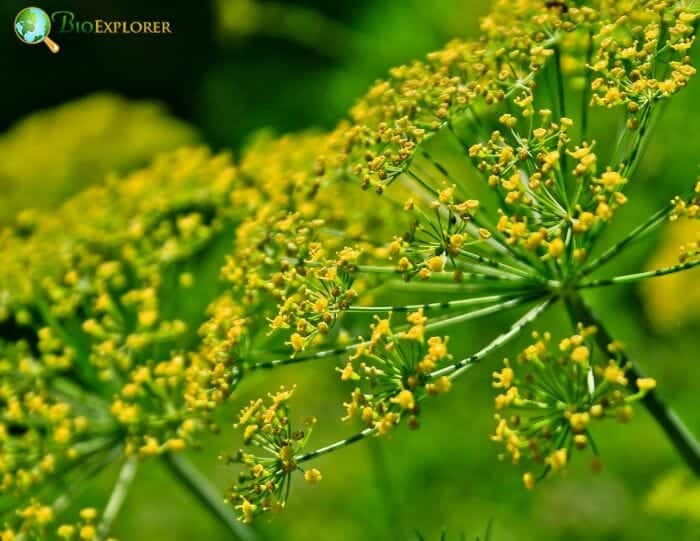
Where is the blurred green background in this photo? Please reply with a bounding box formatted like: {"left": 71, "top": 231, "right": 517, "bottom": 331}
{"left": 2, "top": 0, "right": 700, "bottom": 539}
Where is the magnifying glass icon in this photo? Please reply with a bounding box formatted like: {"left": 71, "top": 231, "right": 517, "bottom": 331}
{"left": 15, "top": 6, "right": 61, "bottom": 53}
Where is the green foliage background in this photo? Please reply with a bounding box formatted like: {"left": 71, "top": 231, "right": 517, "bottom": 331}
{"left": 2, "top": 0, "right": 699, "bottom": 539}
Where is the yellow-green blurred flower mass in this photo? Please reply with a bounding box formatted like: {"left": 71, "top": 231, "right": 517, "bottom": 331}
{"left": 641, "top": 218, "right": 700, "bottom": 332}
{"left": 0, "top": 93, "right": 198, "bottom": 223}
{"left": 647, "top": 469, "right": 700, "bottom": 522}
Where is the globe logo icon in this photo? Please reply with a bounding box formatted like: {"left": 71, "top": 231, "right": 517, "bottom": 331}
{"left": 15, "top": 6, "right": 60, "bottom": 53}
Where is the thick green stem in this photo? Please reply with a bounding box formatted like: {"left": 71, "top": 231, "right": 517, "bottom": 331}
{"left": 162, "top": 453, "right": 261, "bottom": 541}
{"left": 564, "top": 293, "right": 700, "bottom": 476}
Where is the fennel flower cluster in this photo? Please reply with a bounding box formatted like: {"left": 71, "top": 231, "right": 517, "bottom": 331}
{"left": 2, "top": 0, "right": 700, "bottom": 535}
{"left": 0, "top": 148, "right": 243, "bottom": 539}
{"left": 212, "top": 0, "right": 700, "bottom": 520}
{"left": 222, "top": 386, "right": 320, "bottom": 523}
{"left": 491, "top": 327, "right": 657, "bottom": 488}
